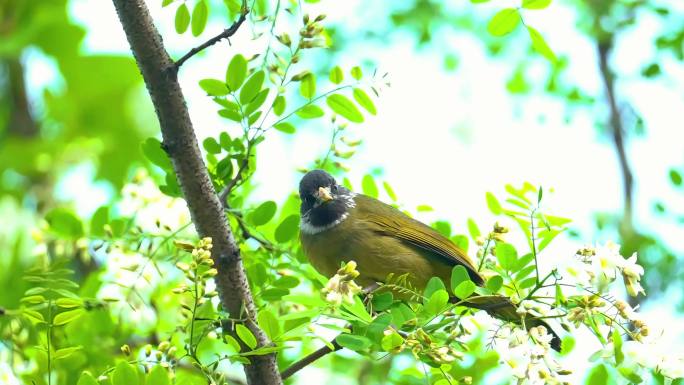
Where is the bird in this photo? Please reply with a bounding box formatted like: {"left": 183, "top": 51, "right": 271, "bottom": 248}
{"left": 298, "top": 169, "right": 561, "bottom": 351}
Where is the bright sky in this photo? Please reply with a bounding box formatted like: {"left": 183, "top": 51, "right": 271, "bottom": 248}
{"left": 36, "top": 0, "right": 684, "bottom": 382}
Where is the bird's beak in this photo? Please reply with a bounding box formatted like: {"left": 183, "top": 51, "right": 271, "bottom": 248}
{"left": 317, "top": 186, "right": 333, "bottom": 203}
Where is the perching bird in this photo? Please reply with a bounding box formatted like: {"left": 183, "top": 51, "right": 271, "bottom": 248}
{"left": 298, "top": 169, "right": 561, "bottom": 351}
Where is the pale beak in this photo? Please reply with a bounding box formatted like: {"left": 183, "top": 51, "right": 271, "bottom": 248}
{"left": 317, "top": 186, "right": 333, "bottom": 203}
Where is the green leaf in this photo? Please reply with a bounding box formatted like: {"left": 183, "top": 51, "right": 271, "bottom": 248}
{"left": 390, "top": 303, "right": 416, "bottom": 326}
{"left": 371, "top": 292, "right": 393, "bottom": 311}
{"left": 450, "top": 265, "right": 470, "bottom": 293}
{"left": 467, "top": 218, "right": 480, "bottom": 239}
{"left": 353, "top": 88, "right": 376, "bottom": 115}
{"left": 618, "top": 367, "right": 642, "bottom": 383}
{"left": 383, "top": 181, "right": 397, "bottom": 201}
{"left": 518, "top": 277, "right": 536, "bottom": 289}
{"left": 273, "top": 276, "right": 300, "bottom": 289}
{"left": 330, "top": 66, "right": 343, "bottom": 84}
{"left": 522, "top": 0, "right": 551, "bottom": 9}
{"left": 336, "top": 334, "right": 371, "bottom": 351}
{"left": 486, "top": 275, "right": 504, "bottom": 292}
{"left": 219, "top": 109, "right": 242, "bottom": 122}
{"left": 299, "top": 73, "right": 316, "bottom": 99}
{"left": 53, "top": 309, "right": 85, "bottom": 325}
{"left": 141, "top": 138, "right": 172, "bottom": 170}
{"left": 77, "top": 372, "right": 99, "bottom": 385}
{"left": 258, "top": 309, "right": 281, "bottom": 340}
{"left": 495, "top": 243, "right": 518, "bottom": 271}
{"left": 586, "top": 364, "right": 608, "bottom": 385}
{"left": 147, "top": 365, "right": 171, "bottom": 385}
{"left": 296, "top": 105, "right": 324, "bottom": 119}
{"left": 612, "top": 328, "right": 624, "bottom": 365}
{"left": 240, "top": 70, "right": 265, "bottom": 104}
{"left": 244, "top": 88, "right": 270, "bottom": 116}
{"left": 249, "top": 201, "right": 277, "bottom": 226}
{"left": 423, "top": 276, "right": 446, "bottom": 301}
{"left": 487, "top": 8, "right": 520, "bottom": 36}
{"left": 53, "top": 346, "right": 82, "bottom": 360}
{"left": 191, "top": 1, "right": 208, "bottom": 36}
{"left": 113, "top": 361, "right": 139, "bottom": 385}
{"left": 90, "top": 206, "right": 109, "bottom": 237}
{"left": 236, "top": 324, "right": 257, "bottom": 349}
{"left": 275, "top": 214, "right": 300, "bottom": 243}
{"left": 175, "top": 3, "right": 190, "bottom": 34}
{"left": 670, "top": 169, "right": 682, "bottom": 186}
{"left": 471, "top": 0, "right": 490, "bottom": 2}
{"left": 351, "top": 66, "right": 363, "bottom": 80}
{"left": 425, "top": 289, "right": 449, "bottom": 316}
{"left": 327, "top": 94, "right": 364, "bottom": 123}
{"left": 199, "top": 79, "right": 229, "bottom": 96}
{"left": 454, "top": 280, "right": 476, "bottom": 299}
{"left": 381, "top": 329, "right": 404, "bottom": 351}
{"left": 361, "top": 174, "right": 378, "bottom": 198}
{"left": 203, "top": 137, "right": 221, "bottom": 154}
{"left": 274, "top": 122, "right": 296, "bottom": 134}
{"left": 226, "top": 54, "right": 248, "bottom": 91}
{"left": 527, "top": 26, "right": 557, "bottom": 63}
{"left": 273, "top": 95, "right": 286, "bottom": 116}
{"left": 56, "top": 298, "right": 82, "bottom": 308}
{"left": 46, "top": 208, "right": 84, "bottom": 239}
{"left": 485, "top": 192, "right": 502, "bottom": 215}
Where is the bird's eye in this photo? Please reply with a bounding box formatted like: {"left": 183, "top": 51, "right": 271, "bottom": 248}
{"left": 331, "top": 184, "right": 338, "bottom": 193}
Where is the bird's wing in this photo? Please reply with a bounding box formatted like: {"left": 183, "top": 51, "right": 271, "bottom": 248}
{"left": 355, "top": 194, "right": 484, "bottom": 284}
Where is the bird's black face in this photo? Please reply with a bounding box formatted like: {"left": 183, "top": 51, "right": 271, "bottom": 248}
{"left": 299, "top": 170, "right": 355, "bottom": 232}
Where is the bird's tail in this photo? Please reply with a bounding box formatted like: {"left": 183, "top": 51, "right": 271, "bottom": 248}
{"left": 459, "top": 295, "right": 562, "bottom": 352}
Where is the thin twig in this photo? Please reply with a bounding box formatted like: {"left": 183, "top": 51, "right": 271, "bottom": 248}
{"left": 224, "top": 203, "right": 276, "bottom": 251}
{"left": 219, "top": 155, "right": 250, "bottom": 207}
{"left": 280, "top": 338, "right": 342, "bottom": 380}
{"left": 172, "top": 12, "right": 249, "bottom": 71}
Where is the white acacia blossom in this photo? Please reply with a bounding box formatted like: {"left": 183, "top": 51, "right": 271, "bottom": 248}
{"left": 321, "top": 261, "right": 362, "bottom": 306}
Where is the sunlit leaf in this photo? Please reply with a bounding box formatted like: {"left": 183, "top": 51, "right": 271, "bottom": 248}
{"left": 258, "top": 309, "right": 281, "bottom": 340}
{"left": 141, "top": 138, "right": 172, "bottom": 170}
{"left": 330, "top": 66, "right": 343, "bottom": 84}
{"left": 522, "top": 0, "right": 552, "bottom": 9}
{"left": 299, "top": 73, "right": 316, "bottom": 99}
{"left": 495, "top": 243, "right": 518, "bottom": 271}
{"left": 199, "top": 79, "right": 229, "bottom": 96}
{"left": 46, "top": 208, "right": 84, "bottom": 239}
{"left": 191, "top": 1, "right": 208, "bottom": 36}
{"left": 226, "top": 54, "right": 248, "bottom": 91}
{"left": 353, "top": 88, "right": 376, "bottom": 115}
{"left": 175, "top": 3, "right": 190, "bottom": 34}
{"left": 236, "top": 324, "right": 257, "bottom": 349}
{"left": 273, "top": 95, "right": 286, "bottom": 116}
{"left": 487, "top": 8, "right": 520, "bottom": 36}
{"left": 274, "top": 122, "right": 296, "bottom": 134}
{"left": 53, "top": 308, "right": 85, "bottom": 325}
{"left": 454, "top": 280, "right": 476, "bottom": 299}
{"left": 240, "top": 70, "right": 265, "bottom": 104}
{"left": 527, "top": 26, "right": 557, "bottom": 63}
{"left": 450, "top": 265, "right": 470, "bottom": 293}
{"left": 77, "top": 373, "right": 99, "bottom": 385}
{"left": 244, "top": 88, "right": 269, "bottom": 116}
{"left": 296, "top": 105, "right": 324, "bottom": 119}
{"left": 486, "top": 192, "right": 502, "bottom": 215}
{"left": 327, "top": 94, "right": 364, "bottom": 123}
{"left": 203, "top": 137, "right": 221, "bottom": 154}
{"left": 361, "top": 174, "right": 378, "bottom": 198}
{"left": 351, "top": 66, "right": 362, "bottom": 80}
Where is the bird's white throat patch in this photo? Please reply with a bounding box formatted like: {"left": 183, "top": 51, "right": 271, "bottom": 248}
{"left": 300, "top": 192, "right": 356, "bottom": 235}
{"left": 300, "top": 212, "right": 349, "bottom": 235}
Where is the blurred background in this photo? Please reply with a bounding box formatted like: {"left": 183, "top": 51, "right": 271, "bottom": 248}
{"left": 1, "top": 0, "right": 683, "bottom": 383}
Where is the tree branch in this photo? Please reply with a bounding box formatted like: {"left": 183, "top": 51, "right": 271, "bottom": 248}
{"left": 597, "top": 39, "right": 634, "bottom": 233}
{"left": 280, "top": 338, "right": 342, "bottom": 380}
{"left": 172, "top": 12, "right": 248, "bottom": 71}
{"left": 110, "top": 1, "right": 282, "bottom": 384}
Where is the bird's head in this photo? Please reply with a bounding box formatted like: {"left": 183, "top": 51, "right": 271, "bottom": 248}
{"left": 299, "top": 170, "right": 355, "bottom": 233}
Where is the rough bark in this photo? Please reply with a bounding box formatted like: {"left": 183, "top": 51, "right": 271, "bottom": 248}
{"left": 110, "top": 1, "right": 282, "bottom": 384}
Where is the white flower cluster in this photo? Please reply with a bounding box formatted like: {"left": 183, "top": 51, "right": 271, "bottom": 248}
{"left": 321, "top": 261, "right": 362, "bottom": 306}
{"left": 496, "top": 325, "right": 570, "bottom": 385}
{"left": 565, "top": 241, "right": 644, "bottom": 297}
{"left": 119, "top": 170, "right": 190, "bottom": 233}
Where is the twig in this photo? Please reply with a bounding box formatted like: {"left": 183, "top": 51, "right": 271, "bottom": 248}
{"left": 172, "top": 12, "right": 249, "bottom": 71}
{"left": 280, "top": 338, "right": 342, "bottom": 380}
{"left": 225, "top": 203, "right": 276, "bottom": 251}
{"left": 219, "top": 154, "right": 250, "bottom": 207}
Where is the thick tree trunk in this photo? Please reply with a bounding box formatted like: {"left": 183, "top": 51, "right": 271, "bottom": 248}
{"left": 110, "top": 1, "right": 282, "bottom": 384}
